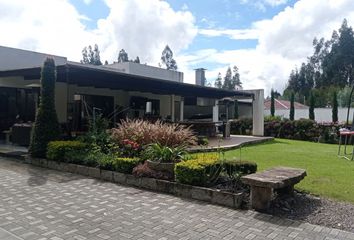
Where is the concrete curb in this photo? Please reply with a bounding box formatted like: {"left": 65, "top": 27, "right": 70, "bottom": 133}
{"left": 188, "top": 136, "right": 274, "bottom": 153}
{"left": 21, "top": 156, "right": 244, "bottom": 209}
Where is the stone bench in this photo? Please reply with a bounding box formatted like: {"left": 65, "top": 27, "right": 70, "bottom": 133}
{"left": 241, "top": 167, "right": 307, "bottom": 211}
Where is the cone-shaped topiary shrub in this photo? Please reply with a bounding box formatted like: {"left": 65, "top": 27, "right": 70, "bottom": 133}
{"left": 29, "top": 58, "right": 60, "bottom": 157}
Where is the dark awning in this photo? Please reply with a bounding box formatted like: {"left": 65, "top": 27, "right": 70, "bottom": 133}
{"left": 0, "top": 62, "right": 254, "bottom": 99}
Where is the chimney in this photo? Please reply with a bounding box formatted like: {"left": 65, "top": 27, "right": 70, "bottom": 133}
{"left": 195, "top": 68, "right": 206, "bottom": 86}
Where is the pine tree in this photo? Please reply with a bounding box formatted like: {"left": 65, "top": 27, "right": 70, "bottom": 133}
{"left": 222, "top": 67, "right": 233, "bottom": 90}
{"left": 88, "top": 45, "right": 94, "bottom": 64}
{"left": 332, "top": 91, "right": 338, "bottom": 122}
{"left": 29, "top": 58, "right": 60, "bottom": 157}
{"left": 214, "top": 73, "right": 222, "bottom": 88}
{"left": 270, "top": 89, "right": 275, "bottom": 117}
{"left": 161, "top": 45, "right": 178, "bottom": 70}
{"left": 81, "top": 44, "right": 102, "bottom": 65}
{"left": 118, "top": 49, "right": 129, "bottom": 63}
{"left": 92, "top": 44, "right": 102, "bottom": 65}
{"left": 134, "top": 56, "right": 140, "bottom": 63}
{"left": 290, "top": 92, "right": 295, "bottom": 121}
{"left": 232, "top": 65, "right": 242, "bottom": 89}
{"left": 309, "top": 91, "right": 315, "bottom": 120}
{"left": 81, "top": 47, "right": 89, "bottom": 64}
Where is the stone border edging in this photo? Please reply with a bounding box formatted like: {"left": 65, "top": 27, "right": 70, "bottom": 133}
{"left": 26, "top": 157, "right": 243, "bottom": 209}
{"left": 188, "top": 137, "right": 274, "bottom": 153}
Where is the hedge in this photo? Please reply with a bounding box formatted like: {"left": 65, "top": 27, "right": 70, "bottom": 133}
{"left": 113, "top": 158, "right": 143, "bottom": 174}
{"left": 99, "top": 157, "right": 143, "bottom": 174}
{"left": 224, "top": 161, "right": 257, "bottom": 176}
{"left": 47, "top": 141, "right": 87, "bottom": 162}
{"left": 230, "top": 118, "right": 341, "bottom": 144}
{"left": 175, "top": 158, "right": 221, "bottom": 187}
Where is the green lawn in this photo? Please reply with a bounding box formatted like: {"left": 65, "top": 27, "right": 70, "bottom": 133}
{"left": 225, "top": 139, "right": 354, "bottom": 203}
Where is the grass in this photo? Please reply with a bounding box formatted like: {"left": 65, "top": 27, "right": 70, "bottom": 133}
{"left": 224, "top": 138, "right": 354, "bottom": 204}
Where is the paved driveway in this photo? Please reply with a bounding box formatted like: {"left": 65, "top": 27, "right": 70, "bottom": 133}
{"left": 0, "top": 157, "right": 353, "bottom": 240}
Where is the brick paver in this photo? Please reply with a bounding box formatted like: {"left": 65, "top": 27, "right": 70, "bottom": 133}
{"left": 0, "top": 157, "right": 353, "bottom": 240}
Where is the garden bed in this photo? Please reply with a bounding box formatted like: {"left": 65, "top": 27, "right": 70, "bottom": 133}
{"left": 26, "top": 156, "right": 244, "bottom": 209}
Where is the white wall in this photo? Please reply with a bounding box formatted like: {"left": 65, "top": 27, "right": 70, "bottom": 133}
{"left": 0, "top": 46, "right": 67, "bottom": 71}
{"left": 103, "top": 62, "right": 184, "bottom": 83}
{"left": 264, "top": 108, "right": 354, "bottom": 123}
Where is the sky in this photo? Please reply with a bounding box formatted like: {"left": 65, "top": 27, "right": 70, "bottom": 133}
{"left": 1, "top": 0, "right": 354, "bottom": 96}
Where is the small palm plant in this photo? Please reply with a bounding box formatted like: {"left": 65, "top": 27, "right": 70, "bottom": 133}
{"left": 142, "top": 143, "right": 187, "bottom": 163}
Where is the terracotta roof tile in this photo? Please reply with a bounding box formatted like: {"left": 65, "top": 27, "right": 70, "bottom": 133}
{"left": 264, "top": 99, "right": 309, "bottom": 110}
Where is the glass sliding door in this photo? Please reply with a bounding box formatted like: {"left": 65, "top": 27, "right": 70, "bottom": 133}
{"left": 0, "top": 87, "right": 37, "bottom": 137}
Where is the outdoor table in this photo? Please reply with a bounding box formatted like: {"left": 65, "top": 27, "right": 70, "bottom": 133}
{"left": 338, "top": 129, "right": 354, "bottom": 160}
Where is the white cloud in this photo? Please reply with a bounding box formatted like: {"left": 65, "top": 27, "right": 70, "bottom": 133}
{"left": 0, "top": 0, "right": 197, "bottom": 66}
{"left": 199, "top": 28, "right": 259, "bottom": 40}
{"left": 187, "top": 0, "right": 354, "bottom": 96}
{"left": 241, "top": 0, "right": 288, "bottom": 12}
{"left": 96, "top": 0, "right": 197, "bottom": 64}
{"left": 0, "top": 0, "right": 93, "bottom": 60}
{"left": 2, "top": 0, "right": 354, "bottom": 98}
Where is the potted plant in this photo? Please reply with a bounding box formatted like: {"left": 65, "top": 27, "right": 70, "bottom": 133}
{"left": 142, "top": 143, "right": 187, "bottom": 174}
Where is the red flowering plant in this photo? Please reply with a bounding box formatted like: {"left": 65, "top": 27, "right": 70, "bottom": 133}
{"left": 121, "top": 139, "right": 141, "bottom": 157}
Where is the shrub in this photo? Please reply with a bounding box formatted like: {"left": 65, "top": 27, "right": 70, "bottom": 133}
{"left": 120, "top": 139, "right": 141, "bottom": 157}
{"left": 175, "top": 155, "right": 221, "bottom": 187}
{"left": 113, "top": 157, "right": 143, "bottom": 174}
{"left": 47, "top": 141, "right": 87, "bottom": 162}
{"left": 293, "top": 118, "right": 317, "bottom": 140}
{"left": 95, "top": 154, "right": 115, "bottom": 170}
{"left": 264, "top": 115, "right": 281, "bottom": 122}
{"left": 79, "top": 114, "right": 113, "bottom": 154}
{"left": 141, "top": 143, "right": 187, "bottom": 163}
{"left": 224, "top": 161, "right": 257, "bottom": 177}
{"left": 132, "top": 162, "right": 173, "bottom": 180}
{"left": 111, "top": 119, "right": 197, "bottom": 147}
{"left": 230, "top": 118, "right": 253, "bottom": 135}
{"left": 29, "top": 58, "right": 60, "bottom": 157}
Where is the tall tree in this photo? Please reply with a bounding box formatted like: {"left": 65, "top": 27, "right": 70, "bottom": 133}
{"left": 332, "top": 91, "right": 338, "bottom": 122}
{"left": 222, "top": 67, "right": 233, "bottom": 90}
{"left": 161, "top": 45, "right": 178, "bottom": 70}
{"left": 309, "top": 91, "right": 315, "bottom": 120}
{"left": 80, "top": 44, "right": 102, "bottom": 65}
{"left": 81, "top": 47, "right": 89, "bottom": 64}
{"left": 270, "top": 89, "right": 275, "bottom": 117}
{"left": 214, "top": 72, "right": 222, "bottom": 88}
{"left": 322, "top": 19, "right": 354, "bottom": 88}
{"left": 29, "top": 58, "right": 60, "bottom": 157}
{"left": 118, "top": 49, "right": 129, "bottom": 63}
{"left": 133, "top": 56, "right": 140, "bottom": 63}
{"left": 92, "top": 44, "right": 102, "bottom": 65}
{"left": 284, "top": 19, "right": 354, "bottom": 107}
{"left": 232, "top": 65, "right": 242, "bottom": 89}
{"left": 290, "top": 92, "right": 295, "bottom": 121}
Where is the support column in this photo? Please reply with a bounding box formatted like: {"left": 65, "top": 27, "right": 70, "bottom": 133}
{"left": 250, "top": 185, "right": 272, "bottom": 211}
{"left": 248, "top": 89, "right": 264, "bottom": 136}
{"left": 171, "top": 95, "right": 175, "bottom": 122}
{"left": 212, "top": 100, "right": 219, "bottom": 122}
{"left": 180, "top": 98, "right": 184, "bottom": 122}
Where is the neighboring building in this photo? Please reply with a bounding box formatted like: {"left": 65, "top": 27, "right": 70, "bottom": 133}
{"left": 0, "top": 45, "right": 264, "bottom": 140}
{"left": 264, "top": 99, "right": 308, "bottom": 110}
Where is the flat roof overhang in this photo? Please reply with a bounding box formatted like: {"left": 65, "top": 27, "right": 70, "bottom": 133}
{"left": 0, "top": 63, "right": 254, "bottom": 99}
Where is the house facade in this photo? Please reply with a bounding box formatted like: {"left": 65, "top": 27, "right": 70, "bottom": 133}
{"left": 0, "top": 46, "right": 264, "bottom": 140}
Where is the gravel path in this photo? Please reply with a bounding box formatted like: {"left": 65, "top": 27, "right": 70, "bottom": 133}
{"left": 267, "top": 191, "right": 354, "bottom": 233}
